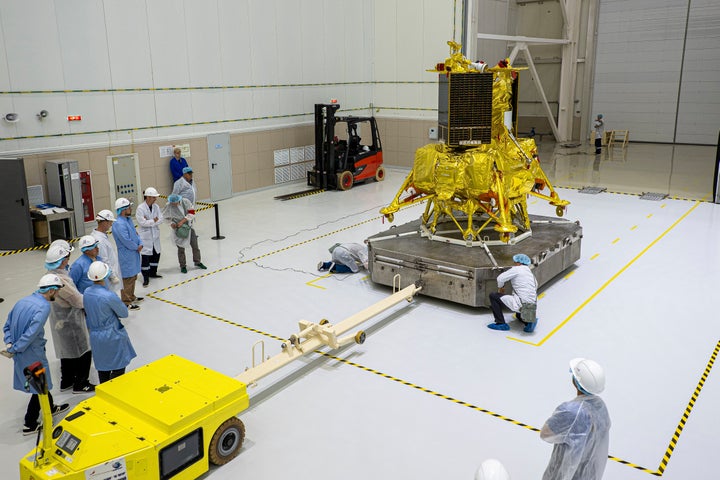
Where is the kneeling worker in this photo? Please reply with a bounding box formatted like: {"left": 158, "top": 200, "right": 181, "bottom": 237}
{"left": 318, "top": 242, "right": 368, "bottom": 274}
{"left": 488, "top": 253, "right": 537, "bottom": 332}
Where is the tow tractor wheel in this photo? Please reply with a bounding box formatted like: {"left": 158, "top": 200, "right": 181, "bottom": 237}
{"left": 209, "top": 417, "right": 246, "bottom": 465}
{"left": 354, "top": 330, "right": 366, "bottom": 344}
{"left": 338, "top": 171, "right": 353, "bottom": 191}
{"left": 374, "top": 165, "right": 385, "bottom": 182}
{"left": 555, "top": 206, "right": 564, "bottom": 217}
{"left": 319, "top": 319, "right": 330, "bottom": 326}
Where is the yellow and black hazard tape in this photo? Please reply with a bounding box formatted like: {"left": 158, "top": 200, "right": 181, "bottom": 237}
{"left": 147, "top": 294, "right": 286, "bottom": 343}
{"left": 149, "top": 215, "right": 382, "bottom": 294}
{"left": 279, "top": 189, "right": 326, "bottom": 201}
{"left": 0, "top": 199, "right": 216, "bottom": 257}
{"left": 653, "top": 339, "right": 719, "bottom": 476}
{"left": 320, "top": 351, "right": 541, "bottom": 432}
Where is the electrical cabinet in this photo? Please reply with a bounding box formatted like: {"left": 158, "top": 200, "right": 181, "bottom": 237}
{"left": 45, "top": 160, "right": 85, "bottom": 238}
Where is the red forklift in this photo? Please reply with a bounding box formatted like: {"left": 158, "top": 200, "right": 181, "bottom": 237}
{"left": 307, "top": 102, "right": 385, "bottom": 191}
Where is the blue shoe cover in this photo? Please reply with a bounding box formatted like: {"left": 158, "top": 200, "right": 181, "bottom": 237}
{"left": 487, "top": 323, "right": 510, "bottom": 331}
{"left": 523, "top": 320, "right": 537, "bottom": 333}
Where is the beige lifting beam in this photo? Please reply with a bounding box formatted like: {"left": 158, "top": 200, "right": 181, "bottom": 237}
{"left": 235, "top": 283, "right": 422, "bottom": 386}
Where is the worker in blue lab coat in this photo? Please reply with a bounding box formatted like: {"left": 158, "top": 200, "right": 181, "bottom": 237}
{"left": 83, "top": 262, "right": 136, "bottom": 384}
{"left": 2, "top": 274, "right": 70, "bottom": 435}
{"left": 112, "top": 197, "right": 144, "bottom": 311}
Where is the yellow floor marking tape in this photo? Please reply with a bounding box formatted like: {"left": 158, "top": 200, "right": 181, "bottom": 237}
{"left": 508, "top": 199, "right": 702, "bottom": 347}
{"left": 306, "top": 274, "right": 331, "bottom": 289}
{"left": 612, "top": 237, "right": 621, "bottom": 244}
{"left": 590, "top": 253, "right": 600, "bottom": 260}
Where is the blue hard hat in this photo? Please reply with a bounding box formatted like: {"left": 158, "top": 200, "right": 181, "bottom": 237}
{"left": 512, "top": 254, "right": 531, "bottom": 265}
{"left": 597, "top": 114, "right": 603, "bottom": 119}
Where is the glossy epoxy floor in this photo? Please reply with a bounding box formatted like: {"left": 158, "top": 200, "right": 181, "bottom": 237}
{"left": 0, "top": 141, "right": 718, "bottom": 479}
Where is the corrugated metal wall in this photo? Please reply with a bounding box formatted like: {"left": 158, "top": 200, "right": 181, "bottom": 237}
{"left": 592, "top": 0, "right": 720, "bottom": 145}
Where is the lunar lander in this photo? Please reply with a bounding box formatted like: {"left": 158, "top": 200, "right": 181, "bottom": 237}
{"left": 368, "top": 42, "right": 582, "bottom": 307}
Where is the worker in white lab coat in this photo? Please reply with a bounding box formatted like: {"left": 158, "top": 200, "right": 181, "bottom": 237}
{"left": 172, "top": 166, "right": 197, "bottom": 206}
{"left": 135, "top": 187, "right": 163, "bottom": 287}
{"left": 91, "top": 209, "right": 122, "bottom": 296}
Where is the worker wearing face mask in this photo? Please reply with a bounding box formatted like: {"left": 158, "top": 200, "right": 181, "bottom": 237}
{"left": 44, "top": 241, "right": 94, "bottom": 394}
{"left": 2, "top": 275, "right": 71, "bottom": 435}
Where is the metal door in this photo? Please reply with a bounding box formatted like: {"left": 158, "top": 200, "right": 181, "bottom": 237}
{"left": 0, "top": 157, "right": 34, "bottom": 249}
{"left": 207, "top": 133, "right": 232, "bottom": 201}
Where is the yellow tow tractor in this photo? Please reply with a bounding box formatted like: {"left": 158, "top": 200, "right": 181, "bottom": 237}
{"left": 19, "top": 283, "right": 421, "bottom": 480}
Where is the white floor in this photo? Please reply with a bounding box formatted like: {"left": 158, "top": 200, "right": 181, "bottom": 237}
{"left": 1, "top": 142, "right": 719, "bottom": 479}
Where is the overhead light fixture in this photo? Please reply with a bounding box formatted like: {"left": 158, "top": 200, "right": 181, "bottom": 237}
{"left": 3, "top": 113, "right": 19, "bottom": 123}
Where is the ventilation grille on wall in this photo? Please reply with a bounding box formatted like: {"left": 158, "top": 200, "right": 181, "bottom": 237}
{"left": 274, "top": 145, "right": 315, "bottom": 184}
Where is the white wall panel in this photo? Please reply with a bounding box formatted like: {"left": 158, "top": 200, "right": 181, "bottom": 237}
{"left": 248, "top": 1, "right": 279, "bottom": 85}
{"left": 1, "top": 1, "right": 64, "bottom": 90}
{"left": 155, "top": 91, "right": 193, "bottom": 127}
{"left": 0, "top": 16, "right": 12, "bottom": 91}
{"left": 190, "top": 91, "right": 225, "bottom": 123}
{"left": 55, "top": 0, "right": 112, "bottom": 90}
{"left": 675, "top": 0, "right": 720, "bottom": 144}
{"left": 324, "top": 0, "right": 347, "bottom": 84}
{"left": 114, "top": 92, "right": 157, "bottom": 131}
{"left": 299, "top": 0, "right": 326, "bottom": 85}
{"left": 274, "top": 1, "right": 303, "bottom": 85}
{"left": 223, "top": 90, "right": 255, "bottom": 121}
{"left": 185, "top": 0, "right": 223, "bottom": 87}
{"left": 146, "top": 0, "right": 190, "bottom": 87}
{"left": 66, "top": 93, "right": 117, "bottom": 133}
{"left": 217, "top": 0, "right": 253, "bottom": 86}
{"left": 104, "top": 0, "right": 154, "bottom": 89}
{"left": 10, "top": 95, "right": 68, "bottom": 139}
{"left": 592, "top": 0, "right": 687, "bottom": 143}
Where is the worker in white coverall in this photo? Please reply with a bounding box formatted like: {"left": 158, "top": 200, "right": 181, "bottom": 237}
{"left": 488, "top": 253, "right": 538, "bottom": 333}
{"left": 541, "top": 358, "right": 611, "bottom": 480}
{"left": 44, "top": 241, "right": 94, "bottom": 394}
{"left": 317, "top": 242, "right": 369, "bottom": 274}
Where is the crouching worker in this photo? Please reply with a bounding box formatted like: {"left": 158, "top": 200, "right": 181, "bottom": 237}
{"left": 488, "top": 253, "right": 538, "bottom": 333}
{"left": 318, "top": 242, "right": 368, "bottom": 274}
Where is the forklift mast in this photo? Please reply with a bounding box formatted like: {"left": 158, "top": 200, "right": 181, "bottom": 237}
{"left": 313, "top": 103, "right": 341, "bottom": 189}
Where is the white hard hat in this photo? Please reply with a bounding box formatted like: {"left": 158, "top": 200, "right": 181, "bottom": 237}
{"left": 45, "top": 243, "right": 73, "bottom": 264}
{"left": 96, "top": 209, "right": 116, "bottom": 222}
{"left": 87, "top": 261, "right": 111, "bottom": 282}
{"left": 49, "top": 239, "right": 74, "bottom": 253}
{"left": 570, "top": 358, "right": 605, "bottom": 395}
{"left": 115, "top": 197, "right": 131, "bottom": 210}
{"left": 475, "top": 459, "right": 510, "bottom": 480}
{"left": 79, "top": 235, "right": 98, "bottom": 252}
{"left": 37, "top": 274, "right": 63, "bottom": 290}
{"left": 143, "top": 187, "right": 159, "bottom": 197}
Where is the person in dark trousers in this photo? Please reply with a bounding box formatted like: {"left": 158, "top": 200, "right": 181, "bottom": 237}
{"left": 83, "top": 262, "right": 136, "bottom": 384}
{"left": 44, "top": 241, "right": 95, "bottom": 394}
{"left": 593, "top": 114, "right": 604, "bottom": 154}
{"left": 2, "top": 274, "right": 70, "bottom": 435}
{"left": 488, "top": 253, "right": 538, "bottom": 332}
